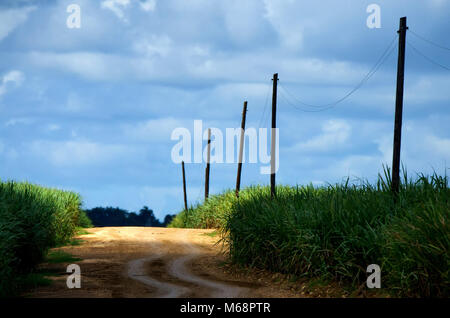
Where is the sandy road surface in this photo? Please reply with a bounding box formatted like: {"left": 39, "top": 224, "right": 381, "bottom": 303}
{"left": 28, "top": 227, "right": 305, "bottom": 298}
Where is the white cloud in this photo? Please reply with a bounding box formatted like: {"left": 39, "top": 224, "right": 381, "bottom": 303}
{"left": 373, "top": 121, "right": 450, "bottom": 175}
{"left": 65, "top": 92, "right": 90, "bottom": 112}
{"left": 213, "top": 82, "right": 270, "bottom": 103}
{"left": 30, "top": 140, "right": 137, "bottom": 167}
{"left": 405, "top": 74, "right": 450, "bottom": 105}
{"left": 262, "top": 0, "right": 308, "bottom": 50}
{"left": 101, "top": 0, "right": 157, "bottom": 19}
{"left": 425, "top": 135, "right": 450, "bottom": 158}
{"left": 429, "top": 0, "right": 448, "bottom": 8}
{"left": 139, "top": 0, "right": 157, "bottom": 12}
{"left": 423, "top": 135, "right": 450, "bottom": 160}
{"left": 26, "top": 34, "right": 394, "bottom": 92}
{"left": 221, "top": 0, "right": 267, "bottom": 45}
{"left": 101, "top": 0, "right": 131, "bottom": 21}
{"left": 0, "top": 70, "right": 25, "bottom": 96}
{"left": 403, "top": 126, "right": 450, "bottom": 170}
{"left": 3, "top": 70, "right": 24, "bottom": 84}
{"left": 5, "top": 117, "right": 34, "bottom": 127}
{"left": 26, "top": 40, "right": 377, "bottom": 85}
{"left": 28, "top": 51, "right": 135, "bottom": 81}
{"left": 123, "top": 117, "right": 187, "bottom": 142}
{"left": 329, "top": 154, "right": 381, "bottom": 180}
{"left": 133, "top": 34, "right": 172, "bottom": 57}
{"left": 0, "top": 6, "right": 35, "bottom": 42}
{"left": 293, "top": 119, "right": 351, "bottom": 153}
{"left": 374, "top": 134, "right": 393, "bottom": 165}
{"left": 46, "top": 124, "right": 61, "bottom": 132}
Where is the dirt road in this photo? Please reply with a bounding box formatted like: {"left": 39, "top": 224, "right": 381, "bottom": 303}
{"left": 28, "top": 227, "right": 309, "bottom": 298}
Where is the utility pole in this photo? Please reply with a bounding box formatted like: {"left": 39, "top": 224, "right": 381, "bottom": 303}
{"left": 271, "top": 73, "right": 278, "bottom": 199}
{"left": 392, "top": 17, "right": 408, "bottom": 196}
{"left": 181, "top": 161, "right": 188, "bottom": 211}
{"left": 236, "top": 101, "right": 248, "bottom": 198}
{"left": 205, "top": 128, "right": 211, "bottom": 200}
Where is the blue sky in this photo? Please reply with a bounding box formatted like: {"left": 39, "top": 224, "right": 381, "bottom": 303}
{"left": 0, "top": 0, "right": 449, "bottom": 220}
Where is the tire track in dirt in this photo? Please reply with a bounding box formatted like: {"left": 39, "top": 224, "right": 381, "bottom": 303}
{"left": 29, "top": 228, "right": 311, "bottom": 298}
{"left": 128, "top": 255, "right": 189, "bottom": 298}
{"left": 166, "top": 230, "right": 246, "bottom": 298}
{"left": 127, "top": 229, "right": 246, "bottom": 298}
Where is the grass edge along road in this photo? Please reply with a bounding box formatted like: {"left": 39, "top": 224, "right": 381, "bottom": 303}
{"left": 0, "top": 180, "right": 91, "bottom": 297}
{"left": 169, "top": 168, "right": 449, "bottom": 298}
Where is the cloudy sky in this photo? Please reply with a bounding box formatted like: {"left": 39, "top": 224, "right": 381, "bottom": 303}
{"left": 0, "top": 0, "right": 449, "bottom": 220}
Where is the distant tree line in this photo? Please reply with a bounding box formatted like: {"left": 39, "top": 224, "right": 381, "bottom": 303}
{"left": 84, "top": 206, "right": 175, "bottom": 227}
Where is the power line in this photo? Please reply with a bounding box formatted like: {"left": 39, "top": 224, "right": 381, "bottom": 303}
{"left": 280, "top": 34, "right": 398, "bottom": 110}
{"left": 409, "top": 29, "right": 450, "bottom": 52}
{"left": 280, "top": 36, "right": 397, "bottom": 112}
{"left": 258, "top": 81, "right": 272, "bottom": 129}
{"left": 279, "top": 89, "right": 336, "bottom": 112}
{"left": 263, "top": 83, "right": 273, "bottom": 129}
{"left": 407, "top": 41, "right": 450, "bottom": 71}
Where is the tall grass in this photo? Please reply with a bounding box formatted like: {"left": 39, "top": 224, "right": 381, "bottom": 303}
{"left": 168, "top": 186, "right": 267, "bottom": 229}
{"left": 0, "top": 180, "right": 86, "bottom": 297}
{"left": 169, "top": 170, "right": 449, "bottom": 297}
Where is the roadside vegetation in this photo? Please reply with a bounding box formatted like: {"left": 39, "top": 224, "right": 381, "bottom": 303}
{"left": 0, "top": 180, "right": 91, "bottom": 297}
{"left": 169, "top": 169, "right": 449, "bottom": 297}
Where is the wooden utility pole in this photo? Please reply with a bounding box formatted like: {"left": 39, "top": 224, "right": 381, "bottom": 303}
{"left": 236, "top": 101, "right": 248, "bottom": 198}
{"left": 181, "top": 161, "right": 188, "bottom": 211}
{"left": 205, "top": 128, "right": 211, "bottom": 200}
{"left": 271, "top": 73, "right": 278, "bottom": 199}
{"left": 392, "top": 17, "right": 408, "bottom": 195}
